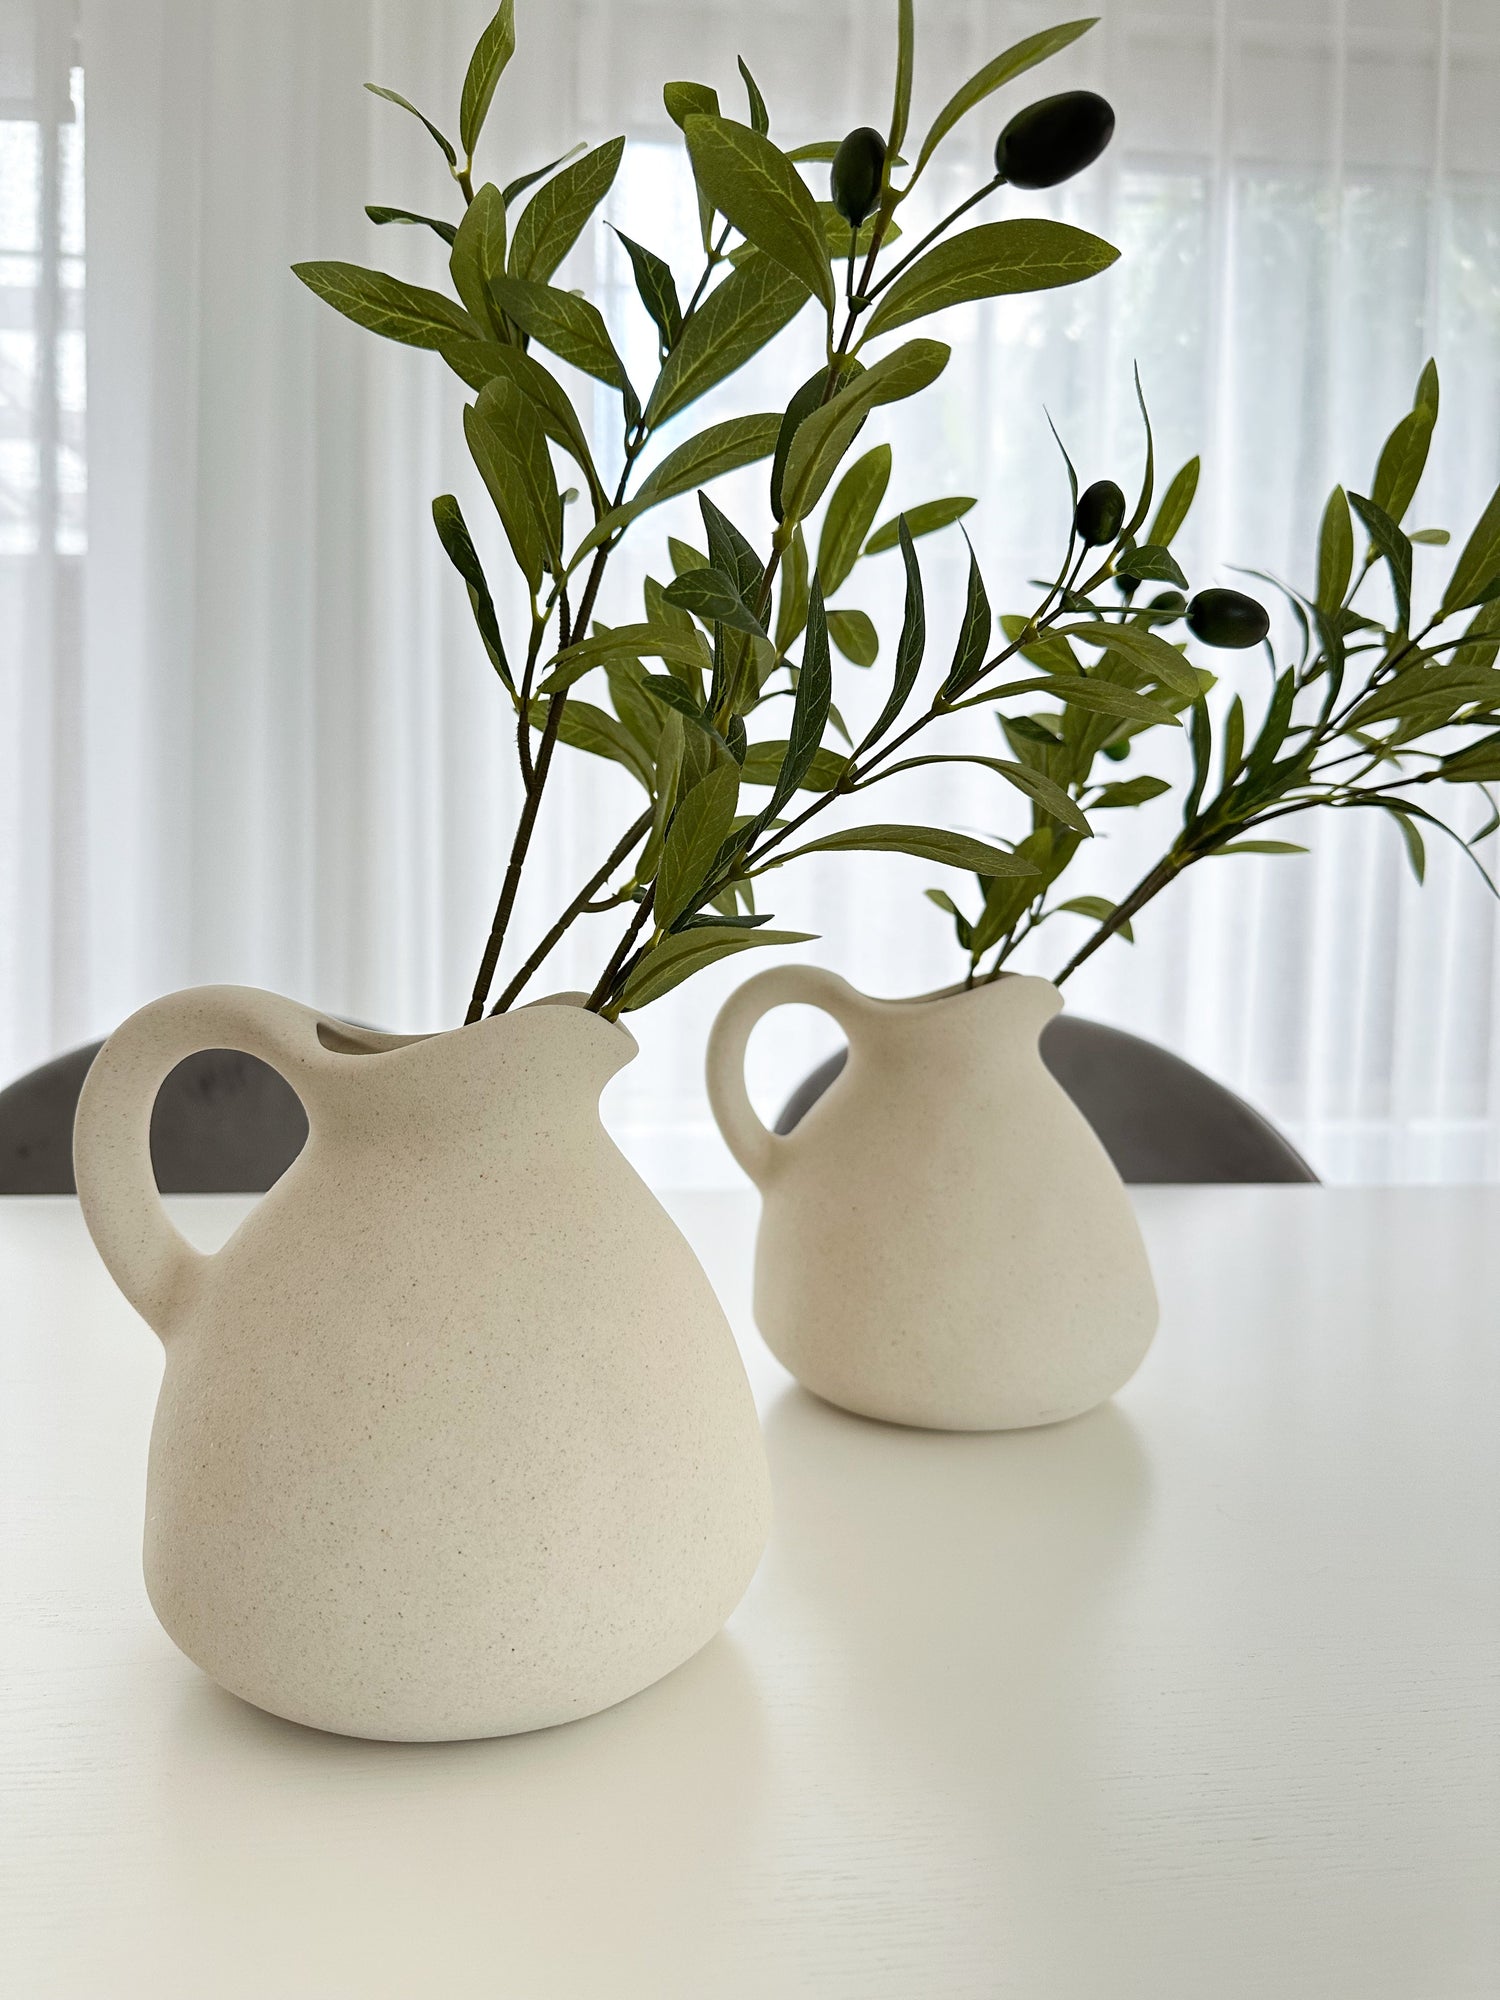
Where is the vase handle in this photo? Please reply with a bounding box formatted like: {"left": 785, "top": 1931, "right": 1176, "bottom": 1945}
{"left": 73, "top": 985, "right": 339, "bottom": 1340}
{"left": 705, "top": 965, "right": 872, "bottom": 1189}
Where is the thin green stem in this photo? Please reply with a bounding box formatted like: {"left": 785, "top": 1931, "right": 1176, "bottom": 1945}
{"left": 864, "top": 174, "right": 1005, "bottom": 302}
{"left": 490, "top": 807, "right": 653, "bottom": 1014}
{"left": 586, "top": 887, "right": 656, "bottom": 1014}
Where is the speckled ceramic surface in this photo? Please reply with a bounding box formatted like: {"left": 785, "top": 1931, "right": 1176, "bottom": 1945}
{"left": 707, "top": 968, "right": 1159, "bottom": 1431}
{"left": 74, "top": 985, "right": 770, "bottom": 1741}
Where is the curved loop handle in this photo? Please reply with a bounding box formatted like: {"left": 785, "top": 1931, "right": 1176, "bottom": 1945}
{"left": 705, "top": 965, "right": 872, "bottom": 1188}
{"left": 73, "top": 985, "right": 335, "bottom": 1340}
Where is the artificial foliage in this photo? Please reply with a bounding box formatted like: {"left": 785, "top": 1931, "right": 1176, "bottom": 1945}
{"left": 295, "top": 2, "right": 1500, "bottom": 1019}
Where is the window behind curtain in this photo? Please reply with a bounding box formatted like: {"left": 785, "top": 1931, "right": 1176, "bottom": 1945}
{"left": 0, "top": 0, "right": 85, "bottom": 1079}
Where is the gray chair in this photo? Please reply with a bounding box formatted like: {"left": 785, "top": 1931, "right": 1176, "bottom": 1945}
{"left": 0, "top": 1041, "right": 308, "bottom": 1195}
{"left": 775, "top": 1014, "right": 1317, "bottom": 1184}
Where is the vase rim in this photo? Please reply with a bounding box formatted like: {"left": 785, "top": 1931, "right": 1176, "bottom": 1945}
{"left": 854, "top": 971, "right": 1061, "bottom": 1012}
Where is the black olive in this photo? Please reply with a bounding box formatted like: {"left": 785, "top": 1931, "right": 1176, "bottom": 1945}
{"left": 1075, "top": 479, "right": 1126, "bottom": 547}
{"left": 1186, "top": 587, "right": 1270, "bottom": 649}
{"left": 831, "top": 127, "right": 886, "bottom": 229}
{"left": 1149, "top": 589, "right": 1187, "bottom": 619}
{"left": 1116, "top": 572, "right": 1140, "bottom": 600}
{"left": 994, "top": 91, "right": 1115, "bottom": 190}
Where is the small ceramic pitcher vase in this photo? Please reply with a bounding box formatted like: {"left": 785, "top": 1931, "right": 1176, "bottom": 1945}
{"left": 74, "top": 985, "right": 769, "bottom": 1741}
{"left": 706, "top": 968, "right": 1157, "bottom": 1431}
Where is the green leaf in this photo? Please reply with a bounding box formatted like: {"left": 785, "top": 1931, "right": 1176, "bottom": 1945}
{"left": 1121, "top": 364, "right": 1155, "bottom": 540}
{"left": 459, "top": 1, "right": 516, "bottom": 160}
{"left": 665, "top": 81, "right": 719, "bottom": 129}
{"left": 487, "top": 276, "right": 630, "bottom": 391}
{"left": 445, "top": 341, "right": 604, "bottom": 508}
{"left": 700, "top": 492, "right": 766, "bottom": 601}
{"left": 1183, "top": 696, "right": 1212, "bottom": 826}
{"left": 1114, "top": 544, "right": 1187, "bottom": 588}
{"left": 827, "top": 608, "right": 879, "bottom": 665}
{"left": 889, "top": 0, "right": 916, "bottom": 159}
{"left": 1438, "top": 730, "right": 1500, "bottom": 782}
{"left": 464, "top": 382, "right": 562, "bottom": 594}
{"left": 1350, "top": 490, "right": 1413, "bottom": 632}
{"left": 449, "top": 182, "right": 508, "bottom": 336}
{"left": 432, "top": 493, "right": 512, "bottom": 691}
{"left": 865, "top": 495, "right": 975, "bottom": 553}
{"left": 769, "top": 824, "right": 1037, "bottom": 876}
{"left": 1410, "top": 528, "right": 1450, "bottom": 546}
{"left": 737, "top": 55, "right": 770, "bottom": 135}
{"left": 683, "top": 117, "right": 835, "bottom": 312}
{"left": 818, "top": 445, "right": 892, "bottom": 595}
{"left": 1372, "top": 402, "right": 1435, "bottom": 526}
{"left": 541, "top": 624, "right": 711, "bottom": 694}
{"left": 366, "top": 204, "right": 458, "bottom": 246}
{"left": 1221, "top": 692, "right": 1246, "bottom": 790}
{"left": 656, "top": 764, "right": 742, "bottom": 925}
{"left": 508, "top": 136, "right": 625, "bottom": 284}
{"left": 740, "top": 740, "right": 848, "bottom": 791}
{"left": 781, "top": 340, "right": 951, "bottom": 522}
{"left": 815, "top": 202, "right": 902, "bottom": 261}
{"left": 291, "top": 261, "right": 478, "bottom": 348}
{"left": 571, "top": 413, "right": 784, "bottom": 564}
{"left": 664, "top": 566, "right": 765, "bottom": 636}
{"left": 1063, "top": 621, "right": 1199, "bottom": 697}
{"left": 860, "top": 518, "right": 926, "bottom": 751}
{"left": 878, "top": 753, "right": 1092, "bottom": 835}
{"left": 1090, "top": 774, "right": 1170, "bottom": 808}
{"left": 1213, "top": 840, "right": 1310, "bottom": 857}
{"left": 941, "top": 540, "right": 992, "bottom": 695}
{"left": 912, "top": 18, "right": 1097, "bottom": 179}
{"left": 610, "top": 226, "right": 682, "bottom": 351}
{"left": 1058, "top": 895, "right": 1134, "bottom": 944}
{"left": 1316, "top": 486, "right": 1354, "bottom": 612}
{"left": 1031, "top": 678, "right": 1182, "bottom": 726}
{"left": 1348, "top": 661, "right": 1500, "bottom": 730}
{"left": 775, "top": 526, "right": 811, "bottom": 654}
{"left": 556, "top": 700, "right": 655, "bottom": 792}
{"left": 1386, "top": 810, "right": 1426, "bottom": 883}
{"left": 616, "top": 925, "right": 813, "bottom": 1010}
{"left": 1451, "top": 598, "right": 1500, "bottom": 674}
{"left": 502, "top": 143, "right": 587, "bottom": 208}
{"left": 767, "top": 576, "right": 833, "bottom": 817}
{"left": 646, "top": 250, "right": 811, "bottom": 428}
{"left": 1442, "top": 479, "right": 1500, "bottom": 616}
{"left": 863, "top": 219, "right": 1118, "bottom": 341}
{"left": 364, "top": 83, "right": 457, "bottom": 168}
{"left": 1147, "top": 456, "right": 1200, "bottom": 549}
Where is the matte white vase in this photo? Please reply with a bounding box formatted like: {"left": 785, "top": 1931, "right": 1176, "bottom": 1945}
{"left": 74, "top": 985, "right": 770, "bottom": 1741}
{"left": 706, "top": 967, "right": 1158, "bottom": 1431}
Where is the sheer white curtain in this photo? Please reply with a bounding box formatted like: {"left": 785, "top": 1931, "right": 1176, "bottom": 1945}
{"left": 5, "top": 0, "right": 1500, "bottom": 1183}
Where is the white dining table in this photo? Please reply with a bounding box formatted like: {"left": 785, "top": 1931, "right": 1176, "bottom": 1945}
{"left": 2, "top": 1185, "right": 1497, "bottom": 1999}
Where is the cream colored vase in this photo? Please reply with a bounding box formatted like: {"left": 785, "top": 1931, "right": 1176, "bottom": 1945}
{"left": 706, "top": 968, "right": 1158, "bottom": 1432}
{"left": 74, "top": 985, "right": 770, "bottom": 1741}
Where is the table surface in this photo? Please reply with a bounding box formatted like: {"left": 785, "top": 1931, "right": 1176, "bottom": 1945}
{"left": 3, "top": 1186, "right": 1498, "bottom": 2000}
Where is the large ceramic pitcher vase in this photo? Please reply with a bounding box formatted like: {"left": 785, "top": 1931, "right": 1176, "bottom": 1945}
{"left": 707, "top": 968, "right": 1157, "bottom": 1431}
{"left": 74, "top": 985, "right": 769, "bottom": 1741}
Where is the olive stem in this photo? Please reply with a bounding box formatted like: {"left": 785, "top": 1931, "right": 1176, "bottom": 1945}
{"left": 864, "top": 174, "right": 1005, "bottom": 302}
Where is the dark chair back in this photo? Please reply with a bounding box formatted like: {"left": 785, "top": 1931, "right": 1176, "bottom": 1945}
{"left": 0, "top": 1042, "right": 307, "bottom": 1195}
{"left": 774, "top": 1013, "right": 1317, "bottom": 1184}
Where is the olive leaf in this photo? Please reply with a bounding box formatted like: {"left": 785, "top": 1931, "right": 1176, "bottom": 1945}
{"left": 863, "top": 220, "right": 1119, "bottom": 341}
{"left": 1442, "top": 479, "right": 1500, "bottom": 616}
{"left": 487, "top": 275, "right": 631, "bottom": 391}
{"left": 1147, "top": 456, "right": 1200, "bottom": 548}
{"left": 765, "top": 576, "right": 833, "bottom": 818}
{"left": 912, "top": 18, "right": 1098, "bottom": 180}
{"left": 445, "top": 342, "right": 604, "bottom": 509}
{"left": 683, "top": 116, "right": 835, "bottom": 313}
{"left": 610, "top": 226, "right": 682, "bottom": 352}
{"left": 555, "top": 700, "right": 656, "bottom": 792}
{"left": 775, "top": 526, "right": 811, "bottom": 654}
{"left": 1371, "top": 399, "right": 1435, "bottom": 527}
{"left": 459, "top": 1, "right": 516, "bottom": 160}
{"left": 570, "top": 415, "right": 784, "bottom": 567}
{"left": 616, "top": 926, "right": 814, "bottom": 1010}
{"left": 1316, "top": 486, "right": 1354, "bottom": 612}
{"left": 1062, "top": 621, "right": 1199, "bottom": 698}
{"left": 941, "top": 542, "right": 993, "bottom": 694}
{"left": 859, "top": 518, "right": 925, "bottom": 752}
{"left": 1349, "top": 491, "right": 1413, "bottom": 633}
{"left": 664, "top": 567, "right": 766, "bottom": 637}
{"left": 740, "top": 740, "right": 848, "bottom": 790}
{"left": 364, "top": 84, "right": 457, "bottom": 168}
{"left": 432, "top": 493, "right": 512, "bottom": 691}
{"left": 780, "top": 340, "right": 951, "bottom": 522}
{"left": 737, "top": 55, "right": 770, "bottom": 136}
{"left": 1057, "top": 895, "right": 1134, "bottom": 943}
{"left": 827, "top": 609, "right": 879, "bottom": 665}
{"left": 889, "top": 0, "right": 916, "bottom": 160}
{"left": 508, "top": 136, "right": 625, "bottom": 283}
{"left": 645, "top": 250, "right": 811, "bottom": 427}
{"left": 1114, "top": 545, "right": 1187, "bottom": 588}
{"left": 656, "top": 763, "right": 742, "bottom": 925}
{"left": 541, "top": 623, "right": 711, "bottom": 694}
{"left": 464, "top": 380, "right": 562, "bottom": 594}
{"left": 449, "top": 183, "right": 508, "bottom": 336}
{"left": 367, "top": 204, "right": 458, "bottom": 246}
{"left": 765, "top": 824, "right": 1037, "bottom": 876}
{"left": 818, "top": 446, "right": 893, "bottom": 595}
{"left": 876, "top": 753, "right": 1093, "bottom": 835}
{"left": 865, "top": 495, "right": 975, "bottom": 553}
{"left": 291, "top": 261, "right": 479, "bottom": 348}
